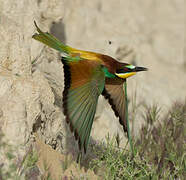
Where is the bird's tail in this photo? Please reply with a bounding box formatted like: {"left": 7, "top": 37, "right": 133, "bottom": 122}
{"left": 32, "top": 21, "right": 73, "bottom": 55}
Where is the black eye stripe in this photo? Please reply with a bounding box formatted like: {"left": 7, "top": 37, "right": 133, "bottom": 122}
{"left": 116, "top": 66, "right": 148, "bottom": 74}
{"left": 116, "top": 68, "right": 135, "bottom": 73}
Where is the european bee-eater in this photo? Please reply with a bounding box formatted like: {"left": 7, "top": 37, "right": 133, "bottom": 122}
{"left": 32, "top": 22, "right": 147, "bottom": 153}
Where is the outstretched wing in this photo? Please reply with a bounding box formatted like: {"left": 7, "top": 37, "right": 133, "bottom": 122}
{"left": 102, "top": 78, "right": 127, "bottom": 132}
{"left": 62, "top": 57, "right": 105, "bottom": 153}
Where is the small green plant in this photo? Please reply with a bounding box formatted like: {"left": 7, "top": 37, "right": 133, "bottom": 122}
{"left": 0, "top": 131, "right": 18, "bottom": 179}
{"left": 61, "top": 154, "right": 73, "bottom": 171}
{"left": 24, "top": 149, "right": 38, "bottom": 170}
{"left": 41, "top": 160, "right": 52, "bottom": 180}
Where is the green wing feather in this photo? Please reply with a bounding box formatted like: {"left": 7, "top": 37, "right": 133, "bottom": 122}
{"left": 62, "top": 57, "right": 105, "bottom": 152}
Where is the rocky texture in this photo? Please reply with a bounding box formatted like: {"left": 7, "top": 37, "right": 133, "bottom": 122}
{"left": 0, "top": 0, "right": 185, "bottom": 178}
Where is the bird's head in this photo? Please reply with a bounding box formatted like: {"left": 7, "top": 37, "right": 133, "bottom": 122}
{"left": 115, "top": 64, "right": 148, "bottom": 79}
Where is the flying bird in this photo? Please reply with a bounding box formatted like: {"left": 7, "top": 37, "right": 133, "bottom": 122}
{"left": 32, "top": 22, "right": 147, "bottom": 153}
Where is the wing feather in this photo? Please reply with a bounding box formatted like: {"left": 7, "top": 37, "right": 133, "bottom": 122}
{"left": 62, "top": 57, "right": 105, "bottom": 152}
{"left": 102, "top": 78, "right": 127, "bottom": 132}
{"left": 83, "top": 99, "right": 97, "bottom": 152}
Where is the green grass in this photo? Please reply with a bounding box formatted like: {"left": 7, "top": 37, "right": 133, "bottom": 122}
{"left": 89, "top": 136, "right": 157, "bottom": 179}
{"left": 88, "top": 100, "right": 186, "bottom": 179}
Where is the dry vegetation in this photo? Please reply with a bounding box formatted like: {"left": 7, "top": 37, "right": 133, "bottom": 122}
{"left": 0, "top": 100, "right": 185, "bottom": 179}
